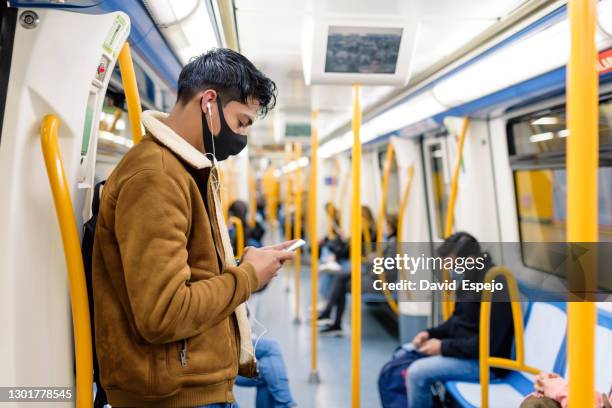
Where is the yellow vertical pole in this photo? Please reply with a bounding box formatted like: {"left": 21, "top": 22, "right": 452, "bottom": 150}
{"left": 248, "top": 164, "right": 257, "bottom": 228}
{"left": 284, "top": 144, "right": 293, "bottom": 289}
{"left": 350, "top": 84, "right": 362, "bottom": 408}
{"left": 293, "top": 142, "right": 303, "bottom": 323}
{"left": 309, "top": 110, "right": 320, "bottom": 382}
{"left": 442, "top": 117, "right": 470, "bottom": 320}
{"left": 117, "top": 42, "right": 143, "bottom": 144}
{"left": 567, "top": 0, "right": 598, "bottom": 407}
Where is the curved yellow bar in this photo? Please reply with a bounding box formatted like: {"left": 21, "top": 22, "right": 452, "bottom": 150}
{"left": 396, "top": 165, "right": 415, "bottom": 250}
{"left": 228, "top": 216, "right": 245, "bottom": 258}
{"left": 567, "top": 1, "right": 599, "bottom": 406}
{"left": 479, "top": 266, "right": 536, "bottom": 408}
{"left": 40, "top": 115, "right": 93, "bottom": 408}
{"left": 373, "top": 144, "right": 399, "bottom": 314}
{"left": 442, "top": 117, "right": 470, "bottom": 320}
{"left": 309, "top": 110, "right": 320, "bottom": 376}
{"left": 350, "top": 84, "right": 362, "bottom": 408}
{"left": 118, "top": 42, "right": 143, "bottom": 144}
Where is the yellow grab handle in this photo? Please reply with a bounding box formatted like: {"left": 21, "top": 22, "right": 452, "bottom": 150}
{"left": 228, "top": 216, "right": 245, "bottom": 258}
{"left": 40, "top": 115, "right": 93, "bottom": 408}
{"left": 442, "top": 117, "right": 470, "bottom": 320}
{"left": 117, "top": 42, "right": 143, "bottom": 144}
{"left": 479, "top": 266, "right": 538, "bottom": 408}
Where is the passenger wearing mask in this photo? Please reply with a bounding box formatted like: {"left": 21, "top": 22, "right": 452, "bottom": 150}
{"left": 318, "top": 206, "right": 376, "bottom": 336}
{"left": 93, "top": 48, "right": 295, "bottom": 408}
{"left": 378, "top": 232, "right": 514, "bottom": 408}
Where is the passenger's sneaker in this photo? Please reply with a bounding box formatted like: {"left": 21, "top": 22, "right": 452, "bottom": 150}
{"left": 319, "top": 260, "right": 341, "bottom": 273}
{"left": 316, "top": 318, "right": 333, "bottom": 327}
{"left": 320, "top": 324, "right": 343, "bottom": 337}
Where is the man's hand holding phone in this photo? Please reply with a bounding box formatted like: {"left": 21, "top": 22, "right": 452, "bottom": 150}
{"left": 242, "top": 239, "right": 299, "bottom": 289}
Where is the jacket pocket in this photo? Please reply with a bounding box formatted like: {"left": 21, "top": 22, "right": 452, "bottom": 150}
{"left": 165, "top": 320, "right": 235, "bottom": 377}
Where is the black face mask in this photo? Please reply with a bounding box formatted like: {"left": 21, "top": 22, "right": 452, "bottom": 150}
{"left": 201, "top": 96, "right": 248, "bottom": 162}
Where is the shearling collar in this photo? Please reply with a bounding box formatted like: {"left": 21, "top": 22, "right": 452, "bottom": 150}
{"left": 141, "top": 110, "right": 212, "bottom": 169}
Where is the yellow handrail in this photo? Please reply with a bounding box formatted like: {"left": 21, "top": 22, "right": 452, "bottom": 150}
{"left": 350, "top": 84, "right": 362, "bottom": 408}
{"left": 228, "top": 216, "right": 245, "bottom": 258}
{"left": 442, "top": 117, "right": 470, "bottom": 320}
{"left": 248, "top": 163, "right": 257, "bottom": 228}
{"left": 375, "top": 143, "right": 401, "bottom": 315}
{"left": 479, "top": 266, "right": 540, "bottom": 408}
{"left": 396, "top": 165, "right": 415, "bottom": 249}
{"left": 567, "top": 0, "right": 599, "bottom": 406}
{"left": 117, "top": 42, "right": 143, "bottom": 144}
{"left": 293, "top": 142, "right": 303, "bottom": 322}
{"left": 309, "top": 110, "right": 320, "bottom": 381}
{"left": 40, "top": 115, "right": 93, "bottom": 408}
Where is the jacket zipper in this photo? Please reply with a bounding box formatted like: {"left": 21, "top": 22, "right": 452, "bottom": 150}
{"left": 179, "top": 339, "right": 188, "bottom": 367}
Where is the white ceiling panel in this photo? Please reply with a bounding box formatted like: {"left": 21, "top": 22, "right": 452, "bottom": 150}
{"left": 234, "top": 0, "right": 530, "bottom": 149}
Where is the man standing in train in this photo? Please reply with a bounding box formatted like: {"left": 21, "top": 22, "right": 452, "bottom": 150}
{"left": 92, "top": 48, "right": 294, "bottom": 408}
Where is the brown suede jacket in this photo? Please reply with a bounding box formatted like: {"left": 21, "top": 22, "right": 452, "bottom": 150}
{"left": 92, "top": 111, "right": 259, "bottom": 407}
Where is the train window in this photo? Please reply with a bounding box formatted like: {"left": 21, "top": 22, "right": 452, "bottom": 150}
{"left": 509, "top": 97, "right": 612, "bottom": 280}
{"left": 508, "top": 97, "right": 612, "bottom": 168}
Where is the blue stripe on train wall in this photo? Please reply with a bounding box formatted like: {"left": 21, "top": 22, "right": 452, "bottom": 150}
{"left": 8, "top": 0, "right": 182, "bottom": 92}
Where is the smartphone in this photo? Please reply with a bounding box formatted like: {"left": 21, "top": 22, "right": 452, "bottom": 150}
{"left": 285, "top": 239, "right": 306, "bottom": 252}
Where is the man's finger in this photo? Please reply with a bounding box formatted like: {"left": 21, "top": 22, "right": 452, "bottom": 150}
{"left": 273, "top": 250, "right": 295, "bottom": 262}
{"left": 263, "top": 239, "right": 298, "bottom": 251}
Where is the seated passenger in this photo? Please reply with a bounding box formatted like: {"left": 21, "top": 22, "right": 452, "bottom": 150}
{"left": 362, "top": 213, "right": 399, "bottom": 294}
{"left": 520, "top": 373, "right": 612, "bottom": 408}
{"left": 377, "top": 232, "right": 514, "bottom": 408}
{"left": 235, "top": 336, "right": 297, "bottom": 408}
{"left": 229, "top": 199, "right": 265, "bottom": 249}
{"left": 317, "top": 203, "right": 347, "bottom": 300}
{"left": 318, "top": 206, "right": 376, "bottom": 336}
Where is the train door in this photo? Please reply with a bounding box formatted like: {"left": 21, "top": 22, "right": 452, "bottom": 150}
{"left": 0, "top": 6, "right": 129, "bottom": 401}
{"left": 422, "top": 133, "right": 451, "bottom": 242}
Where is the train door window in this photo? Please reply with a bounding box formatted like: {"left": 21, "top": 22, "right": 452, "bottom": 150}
{"left": 423, "top": 135, "right": 450, "bottom": 239}
{"left": 508, "top": 96, "right": 612, "bottom": 283}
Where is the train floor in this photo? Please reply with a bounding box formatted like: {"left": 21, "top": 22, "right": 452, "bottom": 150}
{"left": 233, "top": 261, "right": 398, "bottom": 408}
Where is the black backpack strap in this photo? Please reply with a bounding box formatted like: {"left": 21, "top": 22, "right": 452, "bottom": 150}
{"left": 92, "top": 180, "right": 105, "bottom": 215}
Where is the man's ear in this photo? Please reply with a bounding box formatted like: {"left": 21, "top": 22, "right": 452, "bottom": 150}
{"left": 201, "top": 89, "right": 218, "bottom": 114}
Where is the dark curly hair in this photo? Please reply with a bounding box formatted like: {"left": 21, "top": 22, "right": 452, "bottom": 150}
{"left": 176, "top": 48, "right": 277, "bottom": 117}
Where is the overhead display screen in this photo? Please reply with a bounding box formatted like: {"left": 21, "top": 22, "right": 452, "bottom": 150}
{"left": 324, "top": 26, "right": 403, "bottom": 74}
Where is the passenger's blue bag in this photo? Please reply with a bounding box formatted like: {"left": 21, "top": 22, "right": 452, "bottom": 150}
{"left": 378, "top": 343, "right": 424, "bottom": 408}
